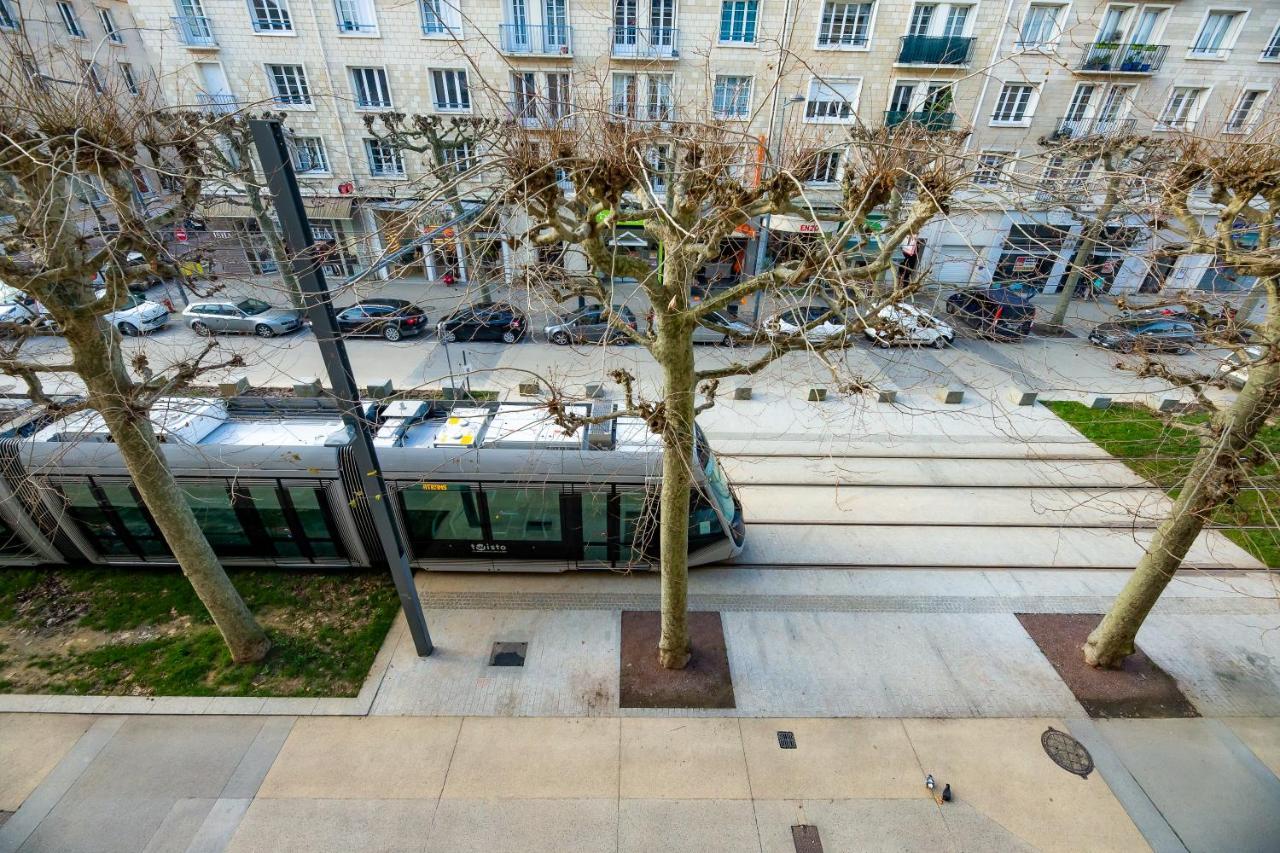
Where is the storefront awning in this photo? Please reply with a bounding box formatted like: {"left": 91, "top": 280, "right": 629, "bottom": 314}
{"left": 769, "top": 214, "right": 841, "bottom": 235}
{"left": 200, "top": 196, "right": 353, "bottom": 220}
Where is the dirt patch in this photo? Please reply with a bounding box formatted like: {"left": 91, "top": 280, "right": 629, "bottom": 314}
{"left": 619, "top": 611, "right": 735, "bottom": 709}
{"left": 1018, "top": 613, "right": 1199, "bottom": 718}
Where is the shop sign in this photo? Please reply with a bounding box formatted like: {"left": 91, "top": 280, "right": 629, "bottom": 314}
{"left": 1013, "top": 256, "right": 1036, "bottom": 272}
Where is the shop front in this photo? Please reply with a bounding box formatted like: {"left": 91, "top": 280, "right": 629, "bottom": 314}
{"left": 199, "top": 195, "right": 358, "bottom": 279}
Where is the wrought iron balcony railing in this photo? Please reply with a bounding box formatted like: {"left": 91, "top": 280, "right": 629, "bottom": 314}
{"left": 498, "top": 23, "right": 572, "bottom": 56}
{"left": 896, "top": 35, "right": 975, "bottom": 65}
{"left": 1076, "top": 42, "right": 1168, "bottom": 73}
{"left": 884, "top": 109, "right": 955, "bottom": 131}
{"left": 609, "top": 26, "right": 678, "bottom": 59}
{"left": 172, "top": 15, "right": 216, "bottom": 47}
{"left": 1051, "top": 116, "right": 1137, "bottom": 140}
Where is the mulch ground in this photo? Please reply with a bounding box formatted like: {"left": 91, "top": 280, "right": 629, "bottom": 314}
{"left": 619, "top": 611, "right": 735, "bottom": 709}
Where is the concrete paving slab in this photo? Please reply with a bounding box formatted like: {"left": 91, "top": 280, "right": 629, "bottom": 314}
{"left": 139, "top": 798, "right": 217, "bottom": 853}
{"left": 258, "top": 716, "right": 460, "bottom": 800}
{"left": 738, "top": 719, "right": 921, "bottom": 800}
{"left": 752, "top": 799, "right": 951, "bottom": 853}
{"left": 618, "top": 799, "right": 759, "bottom": 853}
{"left": 903, "top": 719, "right": 1149, "bottom": 853}
{"left": 718, "top": 455, "right": 1148, "bottom": 488}
{"left": 619, "top": 718, "right": 751, "bottom": 799}
{"left": 184, "top": 798, "right": 253, "bottom": 853}
{"left": 1097, "top": 718, "right": 1280, "bottom": 853}
{"left": 441, "top": 717, "right": 620, "bottom": 799}
{"left": 1138, "top": 615, "right": 1280, "bottom": 716}
{"left": 0, "top": 714, "right": 93, "bottom": 812}
{"left": 1225, "top": 718, "right": 1280, "bottom": 779}
{"left": 14, "top": 796, "right": 176, "bottom": 853}
{"left": 225, "top": 798, "right": 436, "bottom": 853}
{"left": 221, "top": 717, "right": 296, "bottom": 799}
{"left": 426, "top": 798, "right": 617, "bottom": 853}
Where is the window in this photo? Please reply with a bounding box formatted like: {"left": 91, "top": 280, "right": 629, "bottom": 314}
{"left": 57, "top": 1, "right": 84, "bottom": 36}
{"left": 119, "top": 62, "right": 139, "bottom": 94}
{"left": 805, "top": 149, "right": 842, "bottom": 184}
{"left": 817, "top": 2, "right": 874, "bottom": 48}
{"left": 1018, "top": 3, "right": 1062, "bottom": 47}
{"left": 712, "top": 75, "right": 752, "bottom": 118}
{"left": 1158, "top": 87, "right": 1205, "bottom": 129}
{"left": 431, "top": 69, "right": 470, "bottom": 111}
{"left": 805, "top": 77, "right": 860, "bottom": 122}
{"left": 249, "top": 0, "right": 291, "bottom": 32}
{"left": 335, "top": 0, "right": 377, "bottom": 33}
{"left": 365, "top": 138, "right": 404, "bottom": 176}
{"left": 908, "top": 4, "right": 933, "bottom": 36}
{"left": 351, "top": 67, "right": 391, "bottom": 109}
{"left": 546, "top": 71, "right": 571, "bottom": 121}
{"left": 1264, "top": 23, "right": 1280, "bottom": 60}
{"left": 266, "top": 64, "right": 311, "bottom": 106}
{"left": 1225, "top": 90, "right": 1264, "bottom": 133}
{"left": 646, "top": 144, "right": 671, "bottom": 194}
{"left": 719, "top": 0, "right": 757, "bottom": 44}
{"left": 646, "top": 73, "right": 673, "bottom": 122}
{"left": 291, "top": 136, "right": 329, "bottom": 172}
{"left": 97, "top": 7, "right": 123, "bottom": 42}
{"left": 991, "top": 83, "right": 1036, "bottom": 124}
{"left": 82, "top": 60, "right": 105, "bottom": 94}
{"left": 420, "top": 0, "right": 460, "bottom": 35}
{"left": 973, "top": 151, "right": 1012, "bottom": 187}
{"left": 612, "top": 73, "right": 637, "bottom": 118}
{"left": 908, "top": 2, "right": 969, "bottom": 37}
{"left": 1191, "top": 10, "right": 1244, "bottom": 58}
{"left": 440, "top": 142, "right": 474, "bottom": 174}
{"left": 0, "top": 0, "right": 18, "bottom": 30}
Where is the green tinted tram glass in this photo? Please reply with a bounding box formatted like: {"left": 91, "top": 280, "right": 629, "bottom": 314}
{"left": 485, "top": 486, "right": 561, "bottom": 542}
{"left": 400, "top": 485, "right": 483, "bottom": 548}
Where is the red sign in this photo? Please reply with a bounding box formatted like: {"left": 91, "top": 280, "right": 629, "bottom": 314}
{"left": 175, "top": 227, "right": 188, "bottom": 243}
{"left": 337, "top": 182, "right": 354, "bottom": 195}
{"left": 798, "top": 223, "right": 821, "bottom": 234}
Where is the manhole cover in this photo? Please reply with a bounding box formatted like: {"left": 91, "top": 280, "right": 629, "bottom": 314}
{"left": 777, "top": 731, "right": 796, "bottom": 749}
{"left": 489, "top": 641, "right": 527, "bottom": 667}
{"left": 1041, "top": 727, "right": 1093, "bottom": 778}
{"left": 791, "top": 825, "right": 823, "bottom": 853}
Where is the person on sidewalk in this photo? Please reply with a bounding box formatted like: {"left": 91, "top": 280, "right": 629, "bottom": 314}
{"left": 442, "top": 271, "right": 456, "bottom": 288}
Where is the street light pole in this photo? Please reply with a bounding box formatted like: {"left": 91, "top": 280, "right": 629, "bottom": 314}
{"left": 249, "top": 119, "right": 434, "bottom": 658}
{"left": 750, "top": 94, "right": 806, "bottom": 324}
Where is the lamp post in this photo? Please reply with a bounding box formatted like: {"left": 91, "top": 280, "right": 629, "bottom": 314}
{"left": 750, "top": 94, "right": 806, "bottom": 324}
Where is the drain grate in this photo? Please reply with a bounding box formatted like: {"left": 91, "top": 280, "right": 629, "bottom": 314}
{"left": 489, "top": 641, "right": 527, "bottom": 667}
{"left": 791, "top": 825, "right": 823, "bottom": 853}
{"left": 1041, "top": 727, "right": 1093, "bottom": 778}
{"left": 777, "top": 731, "right": 796, "bottom": 749}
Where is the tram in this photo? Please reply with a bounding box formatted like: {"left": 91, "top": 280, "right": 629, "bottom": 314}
{"left": 0, "top": 396, "right": 745, "bottom": 571}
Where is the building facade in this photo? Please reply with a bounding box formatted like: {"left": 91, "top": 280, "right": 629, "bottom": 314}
{"left": 110, "top": 0, "right": 1279, "bottom": 294}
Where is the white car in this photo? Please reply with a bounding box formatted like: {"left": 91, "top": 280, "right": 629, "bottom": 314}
{"left": 97, "top": 289, "right": 170, "bottom": 336}
{"left": 865, "top": 303, "right": 955, "bottom": 349}
{"left": 763, "top": 306, "right": 852, "bottom": 343}
{"left": 0, "top": 283, "right": 53, "bottom": 333}
{"left": 1217, "top": 346, "right": 1262, "bottom": 390}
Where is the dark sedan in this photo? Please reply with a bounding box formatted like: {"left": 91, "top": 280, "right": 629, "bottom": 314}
{"left": 1088, "top": 319, "right": 1200, "bottom": 354}
{"left": 438, "top": 302, "right": 527, "bottom": 343}
{"left": 945, "top": 288, "right": 1035, "bottom": 340}
{"left": 335, "top": 299, "right": 427, "bottom": 341}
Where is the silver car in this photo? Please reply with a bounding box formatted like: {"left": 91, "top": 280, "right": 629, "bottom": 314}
{"left": 694, "top": 311, "right": 755, "bottom": 345}
{"left": 184, "top": 298, "right": 304, "bottom": 338}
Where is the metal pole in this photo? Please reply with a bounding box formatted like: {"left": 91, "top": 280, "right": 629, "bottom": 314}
{"left": 249, "top": 119, "right": 434, "bottom": 657}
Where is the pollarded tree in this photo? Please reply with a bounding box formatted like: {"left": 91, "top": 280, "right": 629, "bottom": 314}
{"left": 0, "top": 52, "right": 270, "bottom": 663}
{"left": 1084, "top": 131, "right": 1280, "bottom": 668}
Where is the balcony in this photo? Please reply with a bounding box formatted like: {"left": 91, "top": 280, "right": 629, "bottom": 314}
{"left": 609, "top": 26, "right": 678, "bottom": 59}
{"left": 1076, "top": 42, "right": 1167, "bottom": 73}
{"left": 498, "top": 23, "right": 572, "bottom": 56}
{"left": 896, "top": 35, "right": 975, "bottom": 66}
{"left": 172, "top": 15, "right": 216, "bottom": 48}
{"left": 608, "top": 104, "right": 678, "bottom": 125}
{"left": 196, "top": 92, "right": 239, "bottom": 114}
{"left": 507, "top": 101, "right": 575, "bottom": 130}
{"left": 884, "top": 110, "right": 955, "bottom": 131}
{"left": 1051, "top": 116, "right": 1137, "bottom": 140}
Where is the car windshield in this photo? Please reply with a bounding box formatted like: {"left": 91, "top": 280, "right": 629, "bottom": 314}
{"left": 237, "top": 298, "right": 271, "bottom": 316}
{"left": 119, "top": 294, "right": 144, "bottom": 310}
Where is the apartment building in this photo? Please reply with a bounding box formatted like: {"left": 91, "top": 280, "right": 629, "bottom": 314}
{"left": 117, "top": 0, "right": 1279, "bottom": 294}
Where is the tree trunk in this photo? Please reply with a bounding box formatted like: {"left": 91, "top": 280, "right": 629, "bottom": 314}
{"left": 1048, "top": 181, "right": 1121, "bottom": 328}
{"left": 656, "top": 314, "right": 696, "bottom": 670}
{"left": 1084, "top": 295, "right": 1280, "bottom": 667}
{"left": 63, "top": 315, "right": 271, "bottom": 663}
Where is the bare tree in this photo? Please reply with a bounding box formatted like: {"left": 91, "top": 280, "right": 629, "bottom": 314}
{"left": 1084, "top": 132, "right": 1280, "bottom": 668}
{"left": 0, "top": 53, "right": 270, "bottom": 663}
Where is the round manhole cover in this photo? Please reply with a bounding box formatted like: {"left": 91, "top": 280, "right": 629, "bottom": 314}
{"left": 1042, "top": 727, "right": 1093, "bottom": 778}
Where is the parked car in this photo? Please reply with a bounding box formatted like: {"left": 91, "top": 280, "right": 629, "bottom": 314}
{"left": 99, "top": 289, "right": 170, "bottom": 336}
{"left": 0, "top": 283, "right": 54, "bottom": 335}
{"left": 1217, "top": 346, "right": 1263, "bottom": 389}
{"left": 438, "top": 302, "right": 527, "bottom": 343}
{"left": 865, "top": 303, "right": 955, "bottom": 349}
{"left": 545, "top": 304, "right": 638, "bottom": 345}
{"left": 694, "top": 311, "right": 756, "bottom": 345}
{"left": 1087, "top": 319, "right": 1200, "bottom": 354}
{"left": 763, "top": 306, "right": 852, "bottom": 343}
{"left": 944, "top": 288, "right": 1035, "bottom": 340}
{"left": 93, "top": 251, "right": 163, "bottom": 293}
{"left": 335, "top": 299, "right": 427, "bottom": 341}
{"left": 1119, "top": 304, "right": 1251, "bottom": 342}
{"left": 184, "top": 298, "right": 304, "bottom": 338}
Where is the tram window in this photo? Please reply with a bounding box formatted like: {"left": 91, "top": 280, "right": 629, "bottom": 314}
{"left": 99, "top": 483, "right": 169, "bottom": 557}
{"left": 400, "top": 485, "right": 483, "bottom": 543}
{"left": 246, "top": 485, "right": 302, "bottom": 558}
{"left": 689, "top": 490, "right": 725, "bottom": 551}
{"left": 284, "top": 486, "right": 344, "bottom": 558}
{"left": 59, "top": 481, "right": 133, "bottom": 556}
{"left": 185, "top": 484, "right": 258, "bottom": 558}
{"left": 619, "top": 491, "right": 648, "bottom": 563}
{"left": 486, "top": 486, "right": 562, "bottom": 542}
{"left": 581, "top": 490, "right": 609, "bottom": 562}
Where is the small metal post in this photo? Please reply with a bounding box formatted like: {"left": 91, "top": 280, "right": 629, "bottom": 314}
{"left": 250, "top": 119, "right": 433, "bottom": 657}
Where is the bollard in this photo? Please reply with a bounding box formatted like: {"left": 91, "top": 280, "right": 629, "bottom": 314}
{"left": 365, "top": 378, "right": 394, "bottom": 398}
{"left": 518, "top": 381, "right": 541, "bottom": 397}
{"left": 293, "top": 378, "right": 322, "bottom": 398}
{"left": 1090, "top": 396, "right": 1112, "bottom": 410}
{"left": 936, "top": 387, "right": 965, "bottom": 405}
{"left": 218, "top": 376, "right": 250, "bottom": 398}
{"left": 1005, "top": 388, "right": 1038, "bottom": 406}
{"left": 733, "top": 385, "right": 753, "bottom": 400}
{"left": 808, "top": 387, "right": 828, "bottom": 402}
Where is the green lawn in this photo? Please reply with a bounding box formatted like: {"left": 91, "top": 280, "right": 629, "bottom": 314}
{"left": 0, "top": 567, "right": 399, "bottom": 697}
{"left": 1046, "top": 401, "right": 1280, "bottom": 568}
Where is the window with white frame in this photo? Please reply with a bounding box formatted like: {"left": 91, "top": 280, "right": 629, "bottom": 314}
{"left": 973, "top": 150, "right": 1012, "bottom": 187}
{"left": 57, "top": 2, "right": 85, "bottom": 37}
{"left": 546, "top": 72, "right": 571, "bottom": 121}
{"left": 805, "top": 149, "right": 842, "bottom": 184}
{"left": 266, "top": 64, "right": 311, "bottom": 106}
{"left": 719, "top": 1, "right": 757, "bottom": 44}
{"left": 1190, "top": 10, "right": 1245, "bottom": 59}
{"left": 73, "top": 175, "right": 108, "bottom": 206}
{"left": 712, "top": 75, "right": 752, "bottom": 118}
{"left": 1017, "top": 3, "right": 1064, "bottom": 47}
{"left": 440, "top": 142, "right": 474, "bottom": 174}
{"left": 0, "top": 0, "right": 18, "bottom": 30}
{"left": 908, "top": 3, "right": 972, "bottom": 38}
{"left": 119, "top": 62, "right": 139, "bottom": 94}
{"left": 817, "top": 2, "right": 874, "bottom": 48}
{"left": 1264, "top": 22, "right": 1280, "bottom": 60}
{"left": 97, "top": 7, "right": 123, "bottom": 42}
{"left": 365, "top": 138, "right": 404, "bottom": 176}
{"left": 351, "top": 67, "right": 391, "bottom": 109}
{"left": 82, "top": 60, "right": 105, "bottom": 93}
{"left": 612, "top": 73, "right": 674, "bottom": 121}
{"left": 335, "top": 0, "right": 377, "bottom": 33}
{"left": 646, "top": 73, "right": 673, "bottom": 121}
{"left": 646, "top": 144, "right": 671, "bottom": 194}
{"left": 805, "top": 77, "right": 860, "bottom": 122}
{"left": 291, "top": 136, "right": 329, "bottom": 172}
{"left": 512, "top": 72, "right": 537, "bottom": 119}
{"left": 1158, "top": 87, "right": 1205, "bottom": 129}
{"left": 431, "top": 69, "right": 470, "bottom": 111}
{"left": 419, "top": 0, "right": 459, "bottom": 35}
{"left": 250, "top": 0, "right": 291, "bottom": 31}
{"left": 1225, "top": 89, "right": 1265, "bottom": 133}
{"left": 991, "top": 83, "right": 1036, "bottom": 124}
{"left": 612, "top": 73, "right": 638, "bottom": 118}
